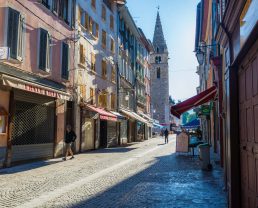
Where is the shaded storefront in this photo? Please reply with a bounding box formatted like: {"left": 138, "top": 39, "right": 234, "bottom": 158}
{"left": 0, "top": 66, "right": 71, "bottom": 166}
{"left": 81, "top": 105, "right": 118, "bottom": 149}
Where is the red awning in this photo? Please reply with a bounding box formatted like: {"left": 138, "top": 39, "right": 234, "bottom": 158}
{"left": 86, "top": 105, "right": 117, "bottom": 122}
{"left": 171, "top": 86, "right": 217, "bottom": 118}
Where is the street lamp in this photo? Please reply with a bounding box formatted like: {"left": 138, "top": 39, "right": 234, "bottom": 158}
{"left": 195, "top": 43, "right": 219, "bottom": 65}
{"left": 196, "top": 49, "right": 205, "bottom": 65}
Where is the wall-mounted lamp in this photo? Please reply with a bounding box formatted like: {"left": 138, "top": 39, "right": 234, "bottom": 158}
{"left": 195, "top": 43, "right": 219, "bottom": 65}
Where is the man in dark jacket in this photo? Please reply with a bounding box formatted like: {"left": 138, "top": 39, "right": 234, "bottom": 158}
{"left": 164, "top": 128, "right": 169, "bottom": 144}
{"left": 63, "top": 124, "right": 77, "bottom": 161}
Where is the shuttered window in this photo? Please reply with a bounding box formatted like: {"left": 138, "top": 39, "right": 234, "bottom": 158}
{"left": 102, "top": 30, "right": 106, "bottom": 49}
{"left": 62, "top": 42, "right": 69, "bottom": 79}
{"left": 80, "top": 44, "right": 85, "bottom": 64}
{"left": 102, "top": 59, "right": 107, "bottom": 78}
{"left": 111, "top": 65, "right": 116, "bottom": 83}
{"left": 90, "top": 88, "right": 94, "bottom": 104}
{"left": 85, "top": 12, "right": 89, "bottom": 30}
{"left": 111, "top": 93, "right": 116, "bottom": 110}
{"left": 7, "top": 8, "right": 24, "bottom": 60}
{"left": 91, "top": 53, "right": 96, "bottom": 71}
{"left": 39, "top": 28, "right": 51, "bottom": 71}
{"left": 101, "top": 5, "right": 106, "bottom": 21}
{"left": 110, "top": 15, "right": 114, "bottom": 30}
{"left": 111, "top": 38, "right": 115, "bottom": 53}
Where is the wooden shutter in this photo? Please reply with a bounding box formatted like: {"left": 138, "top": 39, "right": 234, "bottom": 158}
{"left": 7, "top": 8, "right": 20, "bottom": 59}
{"left": 91, "top": 53, "right": 96, "bottom": 71}
{"left": 96, "top": 23, "right": 99, "bottom": 38}
{"left": 62, "top": 42, "right": 69, "bottom": 79}
{"left": 102, "top": 59, "right": 107, "bottom": 78}
{"left": 110, "top": 15, "right": 114, "bottom": 30}
{"left": 39, "top": 28, "right": 48, "bottom": 70}
{"left": 80, "top": 44, "right": 85, "bottom": 64}
{"left": 85, "top": 12, "right": 89, "bottom": 30}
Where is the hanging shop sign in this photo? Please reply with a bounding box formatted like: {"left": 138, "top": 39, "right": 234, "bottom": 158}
{"left": 200, "top": 105, "right": 210, "bottom": 116}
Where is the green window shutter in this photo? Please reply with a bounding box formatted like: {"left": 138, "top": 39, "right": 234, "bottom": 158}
{"left": 62, "top": 42, "right": 69, "bottom": 79}
{"left": 39, "top": 28, "right": 48, "bottom": 70}
{"left": 7, "top": 8, "right": 20, "bottom": 59}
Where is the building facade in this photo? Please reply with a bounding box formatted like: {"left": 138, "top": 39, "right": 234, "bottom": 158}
{"left": 0, "top": 0, "right": 75, "bottom": 167}
{"left": 75, "top": 0, "right": 118, "bottom": 150}
{"left": 195, "top": 0, "right": 258, "bottom": 207}
{"left": 150, "top": 11, "right": 170, "bottom": 127}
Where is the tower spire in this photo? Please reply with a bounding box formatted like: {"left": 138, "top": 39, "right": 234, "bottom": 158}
{"left": 153, "top": 11, "right": 167, "bottom": 53}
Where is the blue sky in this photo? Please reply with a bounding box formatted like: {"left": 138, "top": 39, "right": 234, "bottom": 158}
{"left": 126, "top": 0, "right": 200, "bottom": 101}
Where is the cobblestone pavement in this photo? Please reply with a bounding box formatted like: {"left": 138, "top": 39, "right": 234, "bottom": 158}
{"left": 0, "top": 135, "right": 227, "bottom": 208}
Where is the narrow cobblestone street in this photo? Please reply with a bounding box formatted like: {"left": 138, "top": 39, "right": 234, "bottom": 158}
{"left": 0, "top": 135, "right": 227, "bottom": 208}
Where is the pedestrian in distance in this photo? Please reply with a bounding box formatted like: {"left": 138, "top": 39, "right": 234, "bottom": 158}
{"left": 164, "top": 128, "right": 169, "bottom": 144}
{"left": 63, "top": 124, "right": 77, "bottom": 161}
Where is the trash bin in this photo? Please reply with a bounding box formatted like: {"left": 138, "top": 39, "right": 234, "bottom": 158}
{"left": 199, "top": 143, "right": 211, "bottom": 170}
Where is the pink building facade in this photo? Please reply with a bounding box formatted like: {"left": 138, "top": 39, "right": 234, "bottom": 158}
{"left": 0, "top": 0, "right": 75, "bottom": 167}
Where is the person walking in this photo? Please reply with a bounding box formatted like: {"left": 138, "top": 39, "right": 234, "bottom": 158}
{"left": 164, "top": 128, "right": 169, "bottom": 144}
{"left": 63, "top": 124, "right": 77, "bottom": 161}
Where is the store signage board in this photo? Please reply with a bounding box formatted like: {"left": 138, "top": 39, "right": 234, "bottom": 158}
{"left": 0, "top": 47, "right": 9, "bottom": 60}
{"left": 176, "top": 132, "right": 189, "bottom": 153}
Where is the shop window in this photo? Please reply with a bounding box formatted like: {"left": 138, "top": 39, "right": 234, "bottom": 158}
{"left": 61, "top": 42, "right": 69, "bottom": 79}
{"left": 8, "top": 8, "right": 24, "bottom": 61}
{"left": 0, "top": 107, "right": 7, "bottom": 134}
{"left": 39, "top": 28, "right": 51, "bottom": 71}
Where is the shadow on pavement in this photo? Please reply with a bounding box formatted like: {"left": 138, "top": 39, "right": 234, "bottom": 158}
{"left": 0, "top": 160, "right": 62, "bottom": 175}
{"left": 83, "top": 147, "right": 137, "bottom": 154}
{"left": 65, "top": 152, "right": 227, "bottom": 208}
